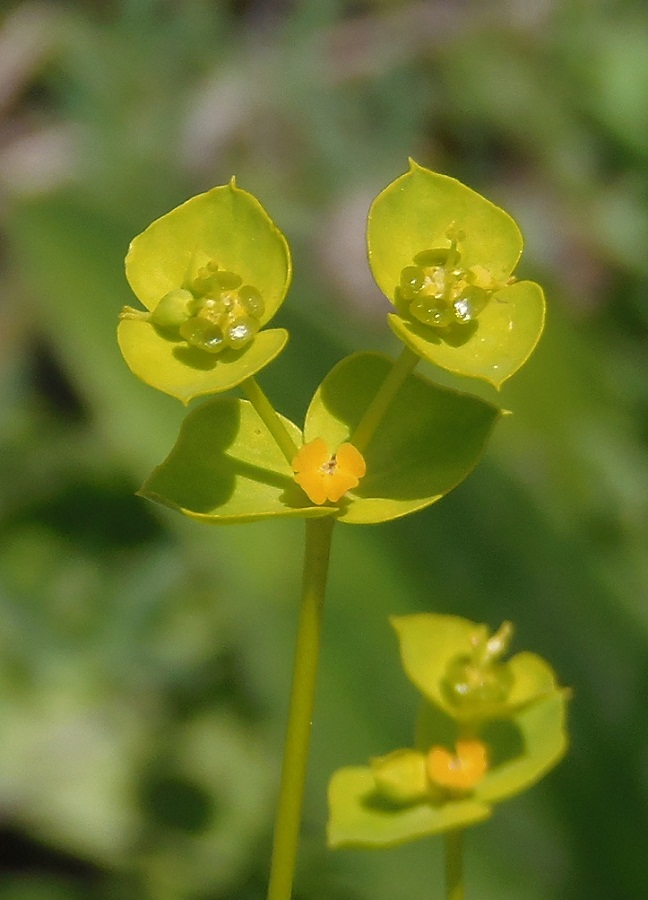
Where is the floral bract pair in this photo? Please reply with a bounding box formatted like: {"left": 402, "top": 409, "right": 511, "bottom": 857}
{"left": 327, "top": 614, "right": 569, "bottom": 848}
{"left": 118, "top": 179, "right": 292, "bottom": 404}
{"left": 117, "top": 162, "right": 545, "bottom": 525}
{"left": 369, "top": 160, "right": 545, "bottom": 389}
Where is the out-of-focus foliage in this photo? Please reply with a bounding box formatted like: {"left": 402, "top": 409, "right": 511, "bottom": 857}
{"left": 1, "top": 0, "right": 648, "bottom": 897}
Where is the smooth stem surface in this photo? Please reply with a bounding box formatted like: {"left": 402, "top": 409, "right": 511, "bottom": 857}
{"left": 350, "top": 345, "right": 419, "bottom": 452}
{"left": 242, "top": 376, "right": 299, "bottom": 465}
{"left": 445, "top": 829, "right": 465, "bottom": 900}
{"left": 267, "top": 516, "right": 335, "bottom": 900}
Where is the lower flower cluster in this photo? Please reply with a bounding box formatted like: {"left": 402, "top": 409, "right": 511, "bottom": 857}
{"left": 327, "top": 613, "right": 569, "bottom": 848}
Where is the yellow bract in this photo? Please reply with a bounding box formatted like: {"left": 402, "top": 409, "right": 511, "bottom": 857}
{"left": 292, "top": 438, "right": 366, "bottom": 505}
{"left": 426, "top": 739, "right": 488, "bottom": 794}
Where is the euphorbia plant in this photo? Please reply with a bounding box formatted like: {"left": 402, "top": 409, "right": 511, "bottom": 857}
{"left": 117, "top": 162, "right": 558, "bottom": 899}
{"left": 328, "top": 614, "right": 569, "bottom": 897}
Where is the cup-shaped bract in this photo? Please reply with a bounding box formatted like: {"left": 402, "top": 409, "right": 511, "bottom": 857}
{"left": 392, "top": 613, "right": 558, "bottom": 723}
{"left": 118, "top": 180, "right": 292, "bottom": 404}
{"left": 327, "top": 613, "right": 568, "bottom": 849}
{"left": 368, "top": 160, "right": 545, "bottom": 388}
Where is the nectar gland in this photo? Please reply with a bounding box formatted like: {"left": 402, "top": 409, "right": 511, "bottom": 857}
{"left": 292, "top": 438, "right": 366, "bottom": 505}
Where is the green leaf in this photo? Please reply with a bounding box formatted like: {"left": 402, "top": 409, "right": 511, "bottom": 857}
{"left": 368, "top": 160, "right": 522, "bottom": 300}
{"left": 126, "top": 179, "right": 291, "bottom": 324}
{"left": 118, "top": 322, "right": 289, "bottom": 405}
{"left": 393, "top": 614, "right": 560, "bottom": 721}
{"left": 327, "top": 766, "right": 491, "bottom": 849}
{"left": 304, "top": 352, "right": 501, "bottom": 524}
{"left": 388, "top": 280, "right": 545, "bottom": 388}
{"left": 415, "top": 691, "right": 569, "bottom": 806}
{"left": 139, "top": 397, "right": 332, "bottom": 523}
{"left": 476, "top": 691, "right": 569, "bottom": 803}
{"left": 368, "top": 161, "right": 545, "bottom": 386}
{"left": 120, "top": 180, "right": 292, "bottom": 399}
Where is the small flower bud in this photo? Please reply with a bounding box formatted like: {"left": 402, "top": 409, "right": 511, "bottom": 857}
{"left": 370, "top": 749, "right": 429, "bottom": 805}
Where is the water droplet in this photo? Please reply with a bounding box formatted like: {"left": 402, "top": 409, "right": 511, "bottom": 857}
{"left": 226, "top": 316, "right": 259, "bottom": 349}
{"left": 454, "top": 298, "right": 473, "bottom": 322}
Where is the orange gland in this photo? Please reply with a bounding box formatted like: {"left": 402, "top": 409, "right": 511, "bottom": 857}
{"left": 426, "top": 739, "right": 488, "bottom": 794}
{"left": 292, "top": 438, "right": 366, "bottom": 505}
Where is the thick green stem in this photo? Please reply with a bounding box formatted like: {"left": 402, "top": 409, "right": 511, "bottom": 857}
{"left": 445, "top": 829, "right": 465, "bottom": 900}
{"left": 242, "top": 376, "right": 299, "bottom": 465}
{"left": 267, "top": 516, "right": 335, "bottom": 900}
{"left": 350, "top": 346, "right": 419, "bottom": 452}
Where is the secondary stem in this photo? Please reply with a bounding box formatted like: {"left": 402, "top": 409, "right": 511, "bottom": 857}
{"left": 242, "top": 376, "right": 299, "bottom": 465}
{"left": 267, "top": 516, "right": 335, "bottom": 900}
{"left": 445, "top": 829, "right": 465, "bottom": 900}
{"left": 350, "top": 345, "right": 419, "bottom": 452}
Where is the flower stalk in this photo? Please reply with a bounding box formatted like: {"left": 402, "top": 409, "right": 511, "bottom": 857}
{"left": 267, "top": 516, "right": 335, "bottom": 900}
{"left": 445, "top": 829, "right": 465, "bottom": 900}
{"left": 350, "top": 346, "right": 419, "bottom": 452}
{"left": 241, "top": 376, "right": 299, "bottom": 464}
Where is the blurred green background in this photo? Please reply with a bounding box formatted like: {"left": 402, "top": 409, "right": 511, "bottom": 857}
{"left": 1, "top": 0, "right": 648, "bottom": 897}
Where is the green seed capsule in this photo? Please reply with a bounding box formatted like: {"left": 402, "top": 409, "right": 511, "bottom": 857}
{"left": 453, "top": 286, "right": 489, "bottom": 323}
{"left": 442, "top": 655, "right": 514, "bottom": 714}
{"left": 238, "top": 285, "right": 265, "bottom": 319}
{"left": 225, "top": 316, "right": 259, "bottom": 349}
{"left": 150, "top": 289, "right": 193, "bottom": 328}
{"left": 410, "top": 294, "right": 454, "bottom": 329}
{"left": 179, "top": 317, "right": 226, "bottom": 354}
{"left": 413, "top": 248, "right": 451, "bottom": 268}
{"left": 399, "top": 266, "right": 426, "bottom": 300}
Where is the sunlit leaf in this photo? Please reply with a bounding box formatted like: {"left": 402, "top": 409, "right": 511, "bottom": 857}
{"left": 304, "top": 352, "right": 501, "bottom": 524}
{"left": 327, "top": 766, "right": 491, "bottom": 849}
{"left": 139, "top": 397, "right": 332, "bottom": 523}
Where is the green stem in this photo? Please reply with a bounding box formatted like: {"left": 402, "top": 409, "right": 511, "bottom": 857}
{"left": 242, "top": 376, "right": 299, "bottom": 465}
{"left": 267, "top": 516, "right": 335, "bottom": 900}
{"left": 350, "top": 346, "right": 419, "bottom": 452}
{"left": 445, "top": 829, "right": 465, "bottom": 900}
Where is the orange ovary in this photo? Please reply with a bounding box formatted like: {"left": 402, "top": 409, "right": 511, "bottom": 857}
{"left": 292, "top": 437, "right": 366, "bottom": 505}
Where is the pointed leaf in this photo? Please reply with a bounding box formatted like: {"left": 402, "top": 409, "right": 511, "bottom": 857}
{"left": 388, "top": 280, "right": 546, "bottom": 388}
{"left": 327, "top": 766, "right": 491, "bottom": 849}
{"left": 118, "top": 322, "right": 288, "bottom": 404}
{"left": 140, "top": 397, "right": 333, "bottom": 523}
{"left": 415, "top": 690, "right": 568, "bottom": 806}
{"left": 304, "top": 352, "right": 500, "bottom": 524}
{"left": 476, "top": 691, "right": 569, "bottom": 803}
